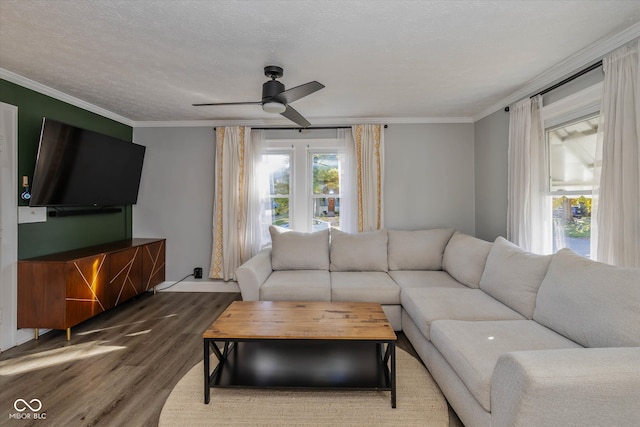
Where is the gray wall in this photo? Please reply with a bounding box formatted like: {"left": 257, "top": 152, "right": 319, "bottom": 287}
{"left": 384, "top": 124, "right": 475, "bottom": 235}
{"left": 474, "top": 109, "right": 510, "bottom": 241}
{"left": 133, "top": 127, "right": 215, "bottom": 281}
{"left": 133, "top": 123, "right": 476, "bottom": 281}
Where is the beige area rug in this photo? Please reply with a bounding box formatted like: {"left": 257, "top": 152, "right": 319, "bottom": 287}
{"left": 159, "top": 348, "right": 448, "bottom": 426}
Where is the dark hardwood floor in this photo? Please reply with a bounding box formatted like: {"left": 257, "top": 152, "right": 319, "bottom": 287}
{"left": 0, "top": 292, "right": 422, "bottom": 427}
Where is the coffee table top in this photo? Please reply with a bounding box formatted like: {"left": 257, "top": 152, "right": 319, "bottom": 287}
{"left": 203, "top": 301, "right": 397, "bottom": 341}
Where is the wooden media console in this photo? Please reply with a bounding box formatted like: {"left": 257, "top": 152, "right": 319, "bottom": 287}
{"left": 18, "top": 238, "right": 165, "bottom": 340}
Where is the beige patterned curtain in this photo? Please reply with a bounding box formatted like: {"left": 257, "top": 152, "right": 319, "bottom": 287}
{"left": 352, "top": 124, "right": 385, "bottom": 232}
{"left": 210, "top": 126, "right": 250, "bottom": 280}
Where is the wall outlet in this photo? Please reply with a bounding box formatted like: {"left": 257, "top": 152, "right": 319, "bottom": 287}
{"left": 193, "top": 267, "right": 203, "bottom": 279}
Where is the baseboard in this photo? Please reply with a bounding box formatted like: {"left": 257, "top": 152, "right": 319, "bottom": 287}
{"left": 155, "top": 280, "right": 240, "bottom": 293}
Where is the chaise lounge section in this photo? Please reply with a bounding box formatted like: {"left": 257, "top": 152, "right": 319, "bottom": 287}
{"left": 235, "top": 226, "right": 640, "bottom": 427}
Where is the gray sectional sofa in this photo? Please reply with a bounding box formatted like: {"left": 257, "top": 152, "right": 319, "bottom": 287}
{"left": 235, "top": 226, "right": 640, "bottom": 427}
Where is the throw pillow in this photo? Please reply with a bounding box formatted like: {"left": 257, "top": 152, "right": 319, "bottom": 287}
{"left": 269, "top": 225, "right": 329, "bottom": 270}
{"left": 388, "top": 228, "right": 454, "bottom": 271}
{"left": 329, "top": 228, "right": 388, "bottom": 272}
{"left": 479, "top": 236, "right": 552, "bottom": 318}
{"left": 442, "top": 232, "right": 492, "bottom": 288}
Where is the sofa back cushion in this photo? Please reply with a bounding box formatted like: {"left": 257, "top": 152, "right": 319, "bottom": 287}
{"left": 269, "top": 226, "right": 329, "bottom": 270}
{"left": 330, "top": 228, "right": 388, "bottom": 272}
{"left": 442, "top": 232, "right": 492, "bottom": 288}
{"left": 533, "top": 248, "right": 640, "bottom": 347}
{"left": 387, "top": 228, "right": 454, "bottom": 271}
{"left": 479, "top": 237, "right": 552, "bottom": 318}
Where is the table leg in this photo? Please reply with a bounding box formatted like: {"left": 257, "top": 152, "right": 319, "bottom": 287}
{"left": 390, "top": 342, "right": 396, "bottom": 408}
{"left": 204, "top": 339, "right": 210, "bottom": 404}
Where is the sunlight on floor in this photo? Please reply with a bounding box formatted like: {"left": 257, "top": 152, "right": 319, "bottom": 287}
{"left": 125, "top": 329, "right": 151, "bottom": 337}
{"left": 0, "top": 341, "right": 126, "bottom": 376}
{"left": 74, "top": 319, "right": 147, "bottom": 336}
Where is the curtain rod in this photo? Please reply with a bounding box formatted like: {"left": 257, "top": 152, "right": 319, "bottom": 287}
{"left": 504, "top": 60, "right": 603, "bottom": 112}
{"left": 214, "top": 125, "right": 388, "bottom": 131}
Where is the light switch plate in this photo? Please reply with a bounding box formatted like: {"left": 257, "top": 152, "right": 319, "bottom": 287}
{"left": 18, "top": 206, "right": 47, "bottom": 224}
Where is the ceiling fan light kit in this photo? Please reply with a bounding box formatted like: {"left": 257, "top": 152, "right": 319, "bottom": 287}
{"left": 193, "top": 65, "right": 324, "bottom": 128}
{"left": 262, "top": 101, "right": 286, "bottom": 114}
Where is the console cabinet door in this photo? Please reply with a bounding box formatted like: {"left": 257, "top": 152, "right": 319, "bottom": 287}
{"left": 109, "top": 247, "right": 143, "bottom": 306}
{"left": 65, "top": 254, "right": 110, "bottom": 327}
{"left": 142, "top": 240, "right": 165, "bottom": 291}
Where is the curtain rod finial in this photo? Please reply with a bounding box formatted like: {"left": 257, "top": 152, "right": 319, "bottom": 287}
{"left": 504, "top": 107, "right": 510, "bottom": 112}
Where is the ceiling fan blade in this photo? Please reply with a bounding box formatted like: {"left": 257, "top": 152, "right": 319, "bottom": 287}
{"left": 280, "top": 105, "right": 311, "bottom": 128}
{"left": 192, "top": 101, "right": 261, "bottom": 107}
{"left": 273, "top": 81, "right": 324, "bottom": 104}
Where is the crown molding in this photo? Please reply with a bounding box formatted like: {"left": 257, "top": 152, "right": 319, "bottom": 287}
{"left": 132, "top": 116, "right": 473, "bottom": 128}
{"left": 473, "top": 22, "right": 640, "bottom": 122}
{"left": 0, "top": 68, "right": 135, "bottom": 127}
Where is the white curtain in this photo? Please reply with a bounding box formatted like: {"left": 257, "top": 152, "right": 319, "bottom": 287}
{"left": 593, "top": 40, "right": 640, "bottom": 267}
{"left": 210, "top": 126, "right": 251, "bottom": 281}
{"left": 337, "top": 128, "right": 357, "bottom": 233}
{"left": 352, "top": 124, "right": 385, "bottom": 232}
{"left": 507, "top": 95, "right": 552, "bottom": 254}
{"left": 241, "top": 129, "right": 270, "bottom": 261}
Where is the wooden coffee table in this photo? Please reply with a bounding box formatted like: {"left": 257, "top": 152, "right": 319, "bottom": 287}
{"left": 203, "top": 301, "right": 398, "bottom": 407}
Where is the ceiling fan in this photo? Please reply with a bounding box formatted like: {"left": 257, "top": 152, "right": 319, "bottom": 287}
{"left": 193, "top": 65, "right": 324, "bottom": 128}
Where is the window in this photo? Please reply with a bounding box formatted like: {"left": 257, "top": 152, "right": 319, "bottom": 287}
{"left": 264, "top": 152, "right": 291, "bottom": 228}
{"left": 311, "top": 153, "right": 340, "bottom": 230}
{"left": 263, "top": 140, "right": 342, "bottom": 233}
{"left": 547, "top": 115, "right": 598, "bottom": 257}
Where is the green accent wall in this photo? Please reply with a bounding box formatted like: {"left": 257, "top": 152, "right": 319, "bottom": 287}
{"left": 0, "top": 79, "right": 134, "bottom": 259}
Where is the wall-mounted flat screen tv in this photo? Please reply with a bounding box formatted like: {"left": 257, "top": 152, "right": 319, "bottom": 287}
{"left": 29, "top": 118, "right": 146, "bottom": 207}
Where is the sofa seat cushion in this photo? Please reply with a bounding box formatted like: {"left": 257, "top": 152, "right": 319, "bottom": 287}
{"left": 389, "top": 270, "right": 467, "bottom": 289}
{"left": 387, "top": 228, "right": 454, "bottom": 270}
{"left": 430, "top": 320, "right": 582, "bottom": 412}
{"left": 260, "top": 270, "right": 331, "bottom": 301}
{"left": 330, "top": 272, "right": 400, "bottom": 304}
{"left": 401, "top": 288, "right": 524, "bottom": 341}
{"left": 534, "top": 248, "right": 640, "bottom": 348}
{"left": 479, "top": 236, "right": 552, "bottom": 319}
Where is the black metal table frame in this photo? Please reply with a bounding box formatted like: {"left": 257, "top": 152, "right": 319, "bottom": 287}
{"left": 203, "top": 337, "right": 396, "bottom": 408}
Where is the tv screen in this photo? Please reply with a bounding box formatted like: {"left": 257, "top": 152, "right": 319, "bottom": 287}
{"left": 29, "top": 118, "right": 146, "bottom": 207}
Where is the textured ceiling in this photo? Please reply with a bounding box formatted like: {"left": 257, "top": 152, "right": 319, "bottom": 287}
{"left": 1, "top": 1, "right": 640, "bottom": 124}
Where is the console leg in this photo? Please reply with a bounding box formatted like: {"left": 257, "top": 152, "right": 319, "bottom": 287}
{"left": 66, "top": 328, "right": 71, "bottom": 341}
{"left": 34, "top": 328, "right": 39, "bottom": 340}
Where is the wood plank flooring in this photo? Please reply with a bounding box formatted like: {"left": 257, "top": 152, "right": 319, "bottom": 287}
{"left": 0, "top": 292, "right": 422, "bottom": 427}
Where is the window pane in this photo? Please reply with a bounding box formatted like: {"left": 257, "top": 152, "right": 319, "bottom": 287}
{"left": 313, "top": 197, "right": 339, "bottom": 230}
{"left": 271, "top": 197, "right": 290, "bottom": 228}
{"left": 263, "top": 153, "right": 291, "bottom": 227}
{"left": 549, "top": 117, "right": 598, "bottom": 192}
{"left": 264, "top": 154, "right": 290, "bottom": 195}
{"left": 552, "top": 195, "right": 591, "bottom": 258}
{"left": 311, "top": 153, "right": 340, "bottom": 231}
{"left": 312, "top": 154, "right": 340, "bottom": 195}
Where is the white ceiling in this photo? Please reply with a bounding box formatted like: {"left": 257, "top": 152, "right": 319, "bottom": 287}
{"left": 1, "top": 1, "right": 640, "bottom": 126}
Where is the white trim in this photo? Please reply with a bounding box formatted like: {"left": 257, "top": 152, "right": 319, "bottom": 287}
{"left": 131, "top": 116, "right": 473, "bottom": 128}
{"left": 155, "top": 280, "right": 240, "bottom": 293}
{"left": 0, "top": 68, "right": 134, "bottom": 127}
{"left": 474, "top": 23, "right": 640, "bottom": 122}
{"left": 0, "top": 102, "right": 18, "bottom": 351}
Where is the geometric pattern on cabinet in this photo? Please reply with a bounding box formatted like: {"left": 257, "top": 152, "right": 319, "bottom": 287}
{"left": 65, "top": 254, "right": 109, "bottom": 324}
{"left": 109, "top": 247, "right": 143, "bottom": 306}
{"left": 143, "top": 240, "right": 166, "bottom": 291}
